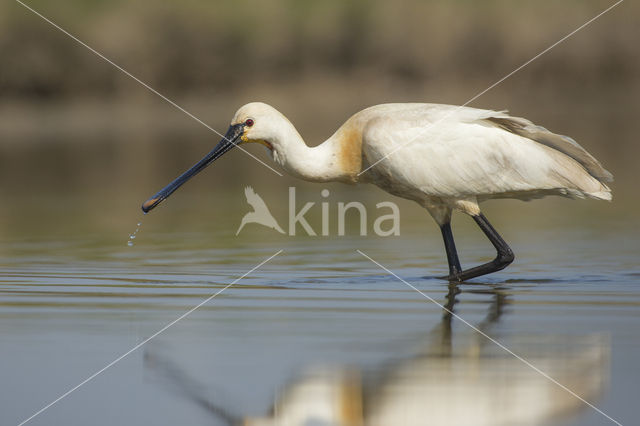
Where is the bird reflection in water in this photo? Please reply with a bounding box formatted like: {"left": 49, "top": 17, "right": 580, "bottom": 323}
{"left": 145, "top": 285, "right": 608, "bottom": 426}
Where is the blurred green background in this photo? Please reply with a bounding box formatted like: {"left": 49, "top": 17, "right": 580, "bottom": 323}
{"left": 0, "top": 0, "right": 637, "bottom": 245}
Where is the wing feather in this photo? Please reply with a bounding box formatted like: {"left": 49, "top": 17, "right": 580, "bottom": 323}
{"left": 483, "top": 115, "right": 613, "bottom": 183}
{"left": 360, "top": 106, "right": 612, "bottom": 202}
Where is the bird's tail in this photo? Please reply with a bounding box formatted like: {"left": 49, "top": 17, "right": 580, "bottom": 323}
{"left": 564, "top": 177, "right": 612, "bottom": 201}
{"left": 585, "top": 186, "right": 612, "bottom": 201}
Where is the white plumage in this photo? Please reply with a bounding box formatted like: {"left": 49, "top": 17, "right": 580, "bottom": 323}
{"left": 358, "top": 104, "right": 611, "bottom": 203}
{"left": 143, "top": 101, "right": 613, "bottom": 281}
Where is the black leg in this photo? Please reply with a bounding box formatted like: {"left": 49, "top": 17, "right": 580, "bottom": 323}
{"left": 440, "top": 222, "right": 462, "bottom": 277}
{"left": 444, "top": 213, "right": 514, "bottom": 282}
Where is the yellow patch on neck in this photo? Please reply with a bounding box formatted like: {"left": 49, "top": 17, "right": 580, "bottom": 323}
{"left": 240, "top": 134, "right": 273, "bottom": 151}
{"left": 337, "top": 124, "right": 363, "bottom": 182}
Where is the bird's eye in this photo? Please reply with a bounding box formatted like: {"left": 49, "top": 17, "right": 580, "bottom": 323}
{"left": 245, "top": 118, "right": 254, "bottom": 127}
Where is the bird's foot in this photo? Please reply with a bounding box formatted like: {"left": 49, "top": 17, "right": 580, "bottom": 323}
{"left": 444, "top": 273, "right": 464, "bottom": 283}
{"left": 440, "top": 254, "right": 514, "bottom": 283}
{"left": 436, "top": 269, "right": 464, "bottom": 283}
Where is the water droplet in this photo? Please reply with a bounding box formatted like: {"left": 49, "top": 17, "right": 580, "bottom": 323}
{"left": 127, "top": 221, "right": 143, "bottom": 247}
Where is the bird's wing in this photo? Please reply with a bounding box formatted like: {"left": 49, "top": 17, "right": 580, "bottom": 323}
{"left": 358, "top": 104, "right": 610, "bottom": 182}
{"left": 244, "top": 186, "right": 270, "bottom": 212}
{"left": 361, "top": 109, "right": 611, "bottom": 201}
{"left": 482, "top": 113, "right": 613, "bottom": 182}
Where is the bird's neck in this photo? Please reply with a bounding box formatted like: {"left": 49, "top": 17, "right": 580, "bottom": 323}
{"left": 270, "top": 121, "right": 363, "bottom": 183}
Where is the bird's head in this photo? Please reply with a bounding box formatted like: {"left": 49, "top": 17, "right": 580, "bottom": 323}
{"left": 141, "top": 102, "right": 288, "bottom": 213}
{"left": 232, "top": 102, "right": 290, "bottom": 151}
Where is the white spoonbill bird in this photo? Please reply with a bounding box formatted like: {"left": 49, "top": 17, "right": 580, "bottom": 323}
{"left": 142, "top": 102, "right": 612, "bottom": 282}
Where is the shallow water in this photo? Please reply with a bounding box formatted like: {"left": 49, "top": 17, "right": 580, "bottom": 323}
{"left": 1, "top": 215, "right": 639, "bottom": 426}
